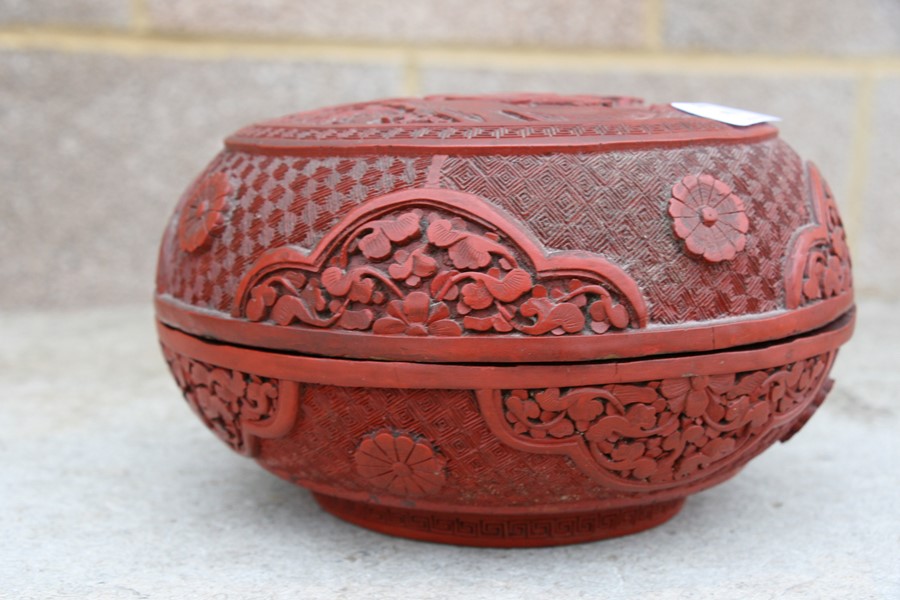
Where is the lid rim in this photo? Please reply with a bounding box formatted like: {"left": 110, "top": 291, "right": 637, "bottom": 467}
{"left": 224, "top": 93, "right": 778, "bottom": 157}
{"left": 156, "top": 308, "right": 854, "bottom": 382}
{"left": 224, "top": 124, "right": 779, "bottom": 157}
{"left": 155, "top": 292, "right": 854, "bottom": 365}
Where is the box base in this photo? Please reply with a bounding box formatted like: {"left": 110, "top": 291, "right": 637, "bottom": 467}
{"left": 313, "top": 493, "right": 685, "bottom": 547}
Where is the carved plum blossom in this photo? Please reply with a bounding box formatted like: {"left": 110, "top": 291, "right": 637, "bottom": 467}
{"left": 669, "top": 174, "right": 748, "bottom": 263}
{"left": 373, "top": 291, "right": 462, "bottom": 336}
{"left": 178, "top": 172, "right": 232, "bottom": 253}
{"left": 354, "top": 431, "right": 445, "bottom": 496}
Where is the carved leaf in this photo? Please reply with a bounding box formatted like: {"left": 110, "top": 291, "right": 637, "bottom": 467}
{"left": 447, "top": 236, "right": 496, "bottom": 269}
{"left": 567, "top": 396, "right": 604, "bottom": 425}
{"left": 607, "top": 303, "right": 630, "bottom": 329}
{"left": 356, "top": 212, "right": 421, "bottom": 260}
{"left": 481, "top": 268, "right": 532, "bottom": 302}
{"left": 430, "top": 269, "right": 459, "bottom": 301}
{"left": 461, "top": 280, "right": 494, "bottom": 310}
{"left": 428, "top": 319, "right": 463, "bottom": 337}
{"left": 338, "top": 308, "right": 374, "bottom": 330}
{"left": 589, "top": 297, "right": 630, "bottom": 331}
{"left": 625, "top": 404, "right": 657, "bottom": 429}
{"left": 426, "top": 218, "right": 467, "bottom": 248}
{"left": 631, "top": 458, "right": 657, "bottom": 479}
{"left": 702, "top": 437, "right": 735, "bottom": 459}
{"left": 358, "top": 229, "right": 392, "bottom": 261}
{"left": 553, "top": 305, "right": 584, "bottom": 335}
{"left": 381, "top": 212, "right": 422, "bottom": 242}
{"left": 534, "top": 388, "right": 567, "bottom": 412}
{"left": 548, "top": 419, "right": 575, "bottom": 438}
{"left": 706, "top": 401, "right": 726, "bottom": 422}
{"left": 725, "top": 396, "right": 750, "bottom": 422}
{"left": 506, "top": 395, "right": 540, "bottom": 423}
{"left": 727, "top": 371, "right": 769, "bottom": 399}
{"left": 246, "top": 284, "right": 277, "bottom": 321}
{"left": 387, "top": 249, "right": 413, "bottom": 280}
{"left": 427, "top": 219, "right": 512, "bottom": 270}
{"left": 684, "top": 389, "right": 710, "bottom": 418}
{"left": 463, "top": 314, "right": 511, "bottom": 333}
{"left": 322, "top": 267, "right": 374, "bottom": 303}
{"left": 519, "top": 299, "right": 585, "bottom": 335}
{"left": 322, "top": 267, "right": 353, "bottom": 296}
{"left": 585, "top": 415, "right": 629, "bottom": 442}
{"left": 372, "top": 316, "right": 407, "bottom": 335}
{"left": 747, "top": 403, "right": 770, "bottom": 429}
{"left": 682, "top": 424, "right": 705, "bottom": 444}
{"left": 270, "top": 296, "right": 323, "bottom": 326}
{"left": 607, "top": 385, "right": 658, "bottom": 406}
{"left": 611, "top": 442, "right": 645, "bottom": 463}
{"left": 388, "top": 246, "right": 438, "bottom": 284}
{"left": 706, "top": 374, "right": 735, "bottom": 395}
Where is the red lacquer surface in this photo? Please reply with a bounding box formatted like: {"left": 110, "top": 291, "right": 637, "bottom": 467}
{"left": 155, "top": 94, "right": 854, "bottom": 546}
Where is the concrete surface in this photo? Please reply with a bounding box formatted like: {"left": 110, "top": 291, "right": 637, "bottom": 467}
{"left": 1, "top": 301, "right": 898, "bottom": 599}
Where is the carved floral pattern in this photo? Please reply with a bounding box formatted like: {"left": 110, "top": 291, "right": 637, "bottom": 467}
{"left": 669, "top": 174, "right": 749, "bottom": 263}
{"left": 178, "top": 172, "right": 232, "bottom": 253}
{"left": 282, "top": 95, "right": 645, "bottom": 128}
{"left": 496, "top": 352, "right": 833, "bottom": 487}
{"left": 286, "top": 100, "right": 484, "bottom": 126}
{"left": 373, "top": 291, "right": 462, "bottom": 336}
{"left": 787, "top": 164, "right": 852, "bottom": 308}
{"left": 237, "top": 196, "right": 645, "bottom": 337}
{"left": 235, "top": 94, "right": 746, "bottom": 145}
{"left": 162, "top": 346, "right": 294, "bottom": 457}
{"left": 354, "top": 430, "right": 446, "bottom": 496}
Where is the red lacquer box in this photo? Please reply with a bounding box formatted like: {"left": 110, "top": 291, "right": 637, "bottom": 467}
{"left": 155, "top": 94, "right": 854, "bottom": 547}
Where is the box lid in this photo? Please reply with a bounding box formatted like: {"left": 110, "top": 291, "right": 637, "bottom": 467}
{"left": 155, "top": 94, "right": 853, "bottom": 363}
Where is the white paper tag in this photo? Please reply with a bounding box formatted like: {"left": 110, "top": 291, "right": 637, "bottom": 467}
{"left": 671, "top": 102, "right": 781, "bottom": 127}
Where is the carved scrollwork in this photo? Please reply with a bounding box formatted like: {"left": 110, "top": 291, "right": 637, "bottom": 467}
{"left": 786, "top": 163, "right": 852, "bottom": 308}
{"left": 161, "top": 346, "right": 300, "bottom": 457}
{"left": 234, "top": 189, "right": 647, "bottom": 338}
{"left": 477, "top": 352, "right": 835, "bottom": 490}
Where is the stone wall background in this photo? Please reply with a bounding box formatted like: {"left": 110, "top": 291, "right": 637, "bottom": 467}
{"left": 2, "top": 0, "right": 898, "bottom": 309}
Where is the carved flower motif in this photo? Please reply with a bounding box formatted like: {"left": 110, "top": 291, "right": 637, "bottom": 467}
{"left": 354, "top": 431, "right": 445, "bottom": 496}
{"left": 660, "top": 374, "right": 735, "bottom": 419}
{"left": 372, "top": 291, "right": 462, "bottom": 336}
{"left": 668, "top": 174, "right": 748, "bottom": 262}
{"left": 388, "top": 246, "right": 438, "bottom": 286}
{"left": 178, "top": 172, "right": 232, "bottom": 253}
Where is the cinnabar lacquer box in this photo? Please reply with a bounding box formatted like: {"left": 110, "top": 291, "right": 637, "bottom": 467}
{"left": 155, "top": 94, "right": 854, "bottom": 547}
